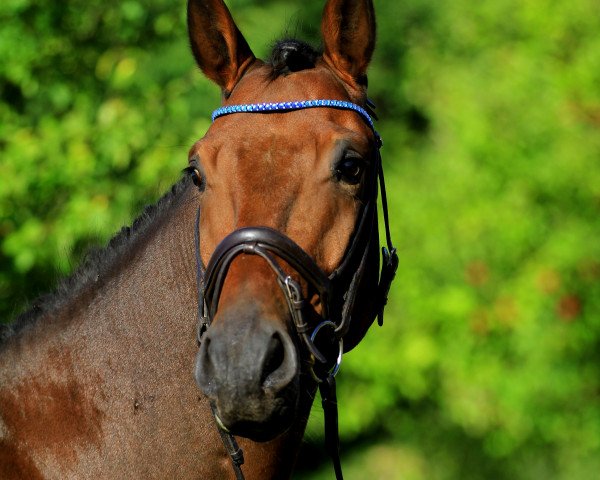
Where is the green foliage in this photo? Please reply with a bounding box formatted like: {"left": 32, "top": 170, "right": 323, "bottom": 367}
{"left": 2, "top": 1, "right": 599, "bottom": 479}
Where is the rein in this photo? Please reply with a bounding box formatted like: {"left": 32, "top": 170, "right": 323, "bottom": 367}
{"left": 194, "top": 99, "right": 398, "bottom": 480}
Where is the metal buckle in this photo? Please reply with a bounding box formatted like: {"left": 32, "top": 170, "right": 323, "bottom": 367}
{"left": 309, "top": 320, "right": 343, "bottom": 383}
{"left": 284, "top": 276, "right": 301, "bottom": 302}
{"left": 197, "top": 300, "right": 210, "bottom": 345}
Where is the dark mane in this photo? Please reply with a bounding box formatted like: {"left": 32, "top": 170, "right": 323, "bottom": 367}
{"left": 1, "top": 175, "right": 193, "bottom": 344}
{"left": 268, "top": 39, "right": 320, "bottom": 77}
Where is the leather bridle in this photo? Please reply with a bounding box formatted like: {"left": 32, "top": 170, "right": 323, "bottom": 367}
{"left": 193, "top": 99, "right": 398, "bottom": 480}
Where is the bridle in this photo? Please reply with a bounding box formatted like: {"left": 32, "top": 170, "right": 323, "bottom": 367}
{"left": 193, "top": 99, "right": 398, "bottom": 480}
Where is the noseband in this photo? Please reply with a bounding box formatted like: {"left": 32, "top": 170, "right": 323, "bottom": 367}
{"left": 194, "top": 99, "right": 398, "bottom": 480}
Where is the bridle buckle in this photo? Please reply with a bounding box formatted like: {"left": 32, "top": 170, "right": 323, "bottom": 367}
{"left": 309, "top": 320, "right": 343, "bottom": 383}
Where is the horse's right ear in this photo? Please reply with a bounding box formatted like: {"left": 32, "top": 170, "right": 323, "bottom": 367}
{"left": 187, "top": 0, "right": 255, "bottom": 95}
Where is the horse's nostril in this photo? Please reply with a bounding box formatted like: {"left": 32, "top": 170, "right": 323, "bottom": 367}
{"left": 261, "top": 332, "right": 285, "bottom": 386}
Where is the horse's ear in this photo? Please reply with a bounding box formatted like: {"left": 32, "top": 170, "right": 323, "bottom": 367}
{"left": 187, "top": 0, "right": 255, "bottom": 95}
{"left": 321, "top": 0, "right": 376, "bottom": 87}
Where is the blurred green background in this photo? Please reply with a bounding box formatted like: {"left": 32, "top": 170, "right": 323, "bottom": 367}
{"left": 1, "top": 0, "right": 599, "bottom": 478}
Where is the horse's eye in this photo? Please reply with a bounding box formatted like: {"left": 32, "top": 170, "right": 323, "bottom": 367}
{"left": 187, "top": 154, "right": 205, "bottom": 190}
{"left": 187, "top": 166, "right": 206, "bottom": 191}
{"left": 191, "top": 168, "right": 203, "bottom": 188}
{"left": 335, "top": 155, "right": 364, "bottom": 185}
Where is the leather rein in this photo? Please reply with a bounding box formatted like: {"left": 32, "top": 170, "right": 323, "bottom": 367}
{"left": 193, "top": 99, "right": 398, "bottom": 480}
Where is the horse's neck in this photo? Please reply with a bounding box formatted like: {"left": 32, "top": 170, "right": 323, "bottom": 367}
{"left": 1, "top": 188, "right": 198, "bottom": 378}
{"left": 1, "top": 189, "right": 216, "bottom": 478}
{"left": 0, "top": 187, "right": 309, "bottom": 479}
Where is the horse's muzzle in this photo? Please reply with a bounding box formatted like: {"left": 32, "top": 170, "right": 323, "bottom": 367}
{"left": 194, "top": 303, "right": 299, "bottom": 441}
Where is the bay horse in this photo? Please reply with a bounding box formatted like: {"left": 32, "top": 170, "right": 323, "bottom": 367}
{"left": 0, "top": 0, "right": 397, "bottom": 478}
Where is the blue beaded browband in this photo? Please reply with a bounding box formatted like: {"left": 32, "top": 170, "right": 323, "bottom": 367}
{"left": 212, "top": 99, "right": 376, "bottom": 134}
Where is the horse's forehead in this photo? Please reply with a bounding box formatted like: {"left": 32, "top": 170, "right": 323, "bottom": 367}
{"left": 197, "top": 62, "right": 367, "bottom": 181}
{"left": 201, "top": 63, "right": 363, "bottom": 157}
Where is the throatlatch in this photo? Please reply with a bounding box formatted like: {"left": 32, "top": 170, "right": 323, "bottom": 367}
{"left": 193, "top": 99, "right": 398, "bottom": 480}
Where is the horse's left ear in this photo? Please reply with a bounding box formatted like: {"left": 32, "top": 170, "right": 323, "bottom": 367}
{"left": 187, "top": 0, "right": 255, "bottom": 95}
{"left": 321, "top": 0, "right": 376, "bottom": 87}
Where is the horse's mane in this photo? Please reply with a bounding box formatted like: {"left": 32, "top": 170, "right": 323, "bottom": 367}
{"left": 0, "top": 175, "right": 193, "bottom": 344}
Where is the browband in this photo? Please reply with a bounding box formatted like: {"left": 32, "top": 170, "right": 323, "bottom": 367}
{"left": 212, "top": 99, "right": 377, "bottom": 134}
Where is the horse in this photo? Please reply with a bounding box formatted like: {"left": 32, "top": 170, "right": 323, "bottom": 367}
{"left": 0, "top": 0, "right": 397, "bottom": 478}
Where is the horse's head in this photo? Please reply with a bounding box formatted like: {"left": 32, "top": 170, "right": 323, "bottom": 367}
{"left": 189, "top": 0, "right": 389, "bottom": 442}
